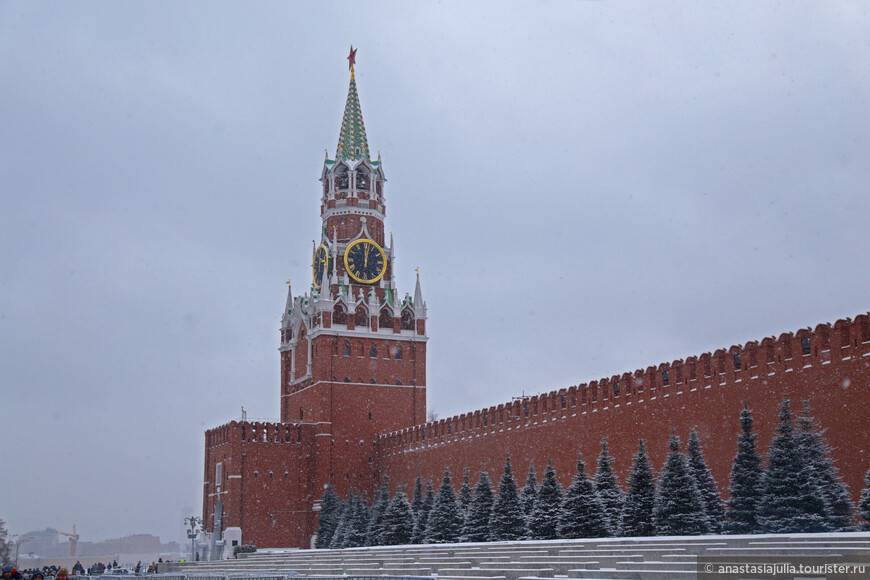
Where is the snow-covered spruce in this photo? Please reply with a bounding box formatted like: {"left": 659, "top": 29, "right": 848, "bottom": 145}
{"left": 859, "top": 467, "right": 870, "bottom": 531}
{"left": 529, "top": 460, "right": 563, "bottom": 540}
{"left": 328, "top": 498, "right": 349, "bottom": 548}
{"left": 489, "top": 454, "right": 527, "bottom": 541}
{"left": 314, "top": 484, "right": 340, "bottom": 548}
{"left": 758, "top": 398, "right": 831, "bottom": 533}
{"left": 621, "top": 439, "right": 656, "bottom": 537}
{"left": 653, "top": 430, "right": 708, "bottom": 535}
{"left": 519, "top": 461, "right": 539, "bottom": 531}
{"left": 366, "top": 475, "right": 390, "bottom": 545}
{"left": 725, "top": 402, "right": 764, "bottom": 534}
{"left": 797, "top": 400, "right": 854, "bottom": 531}
{"left": 412, "top": 478, "right": 435, "bottom": 544}
{"left": 559, "top": 451, "right": 609, "bottom": 538}
{"left": 458, "top": 468, "right": 473, "bottom": 519}
{"left": 595, "top": 438, "right": 624, "bottom": 536}
{"left": 424, "top": 469, "right": 463, "bottom": 543}
{"left": 345, "top": 490, "right": 370, "bottom": 547}
{"left": 686, "top": 429, "right": 724, "bottom": 533}
{"left": 462, "top": 468, "right": 494, "bottom": 542}
{"left": 381, "top": 487, "right": 415, "bottom": 545}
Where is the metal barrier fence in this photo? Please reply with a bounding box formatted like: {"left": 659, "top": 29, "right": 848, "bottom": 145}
{"left": 151, "top": 575, "right": 432, "bottom": 580}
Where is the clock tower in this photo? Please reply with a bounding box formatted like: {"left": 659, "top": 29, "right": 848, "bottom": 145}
{"left": 277, "top": 50, "right": 428, "bottom": 500}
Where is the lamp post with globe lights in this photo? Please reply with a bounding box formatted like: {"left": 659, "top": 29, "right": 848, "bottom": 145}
{"left": 184, "top": 516, "right": 201, "bottom": 562}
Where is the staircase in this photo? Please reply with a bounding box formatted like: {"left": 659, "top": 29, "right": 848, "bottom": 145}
{"left": 172, "top": 533, "right": 870, "bottom": 580}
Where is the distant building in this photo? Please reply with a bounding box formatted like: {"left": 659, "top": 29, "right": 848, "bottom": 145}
{"left": 202, "top": 55, "right": 870, "bottom": 549}
{"left": 18, "top": 529, "right": 178, "bottom": 567}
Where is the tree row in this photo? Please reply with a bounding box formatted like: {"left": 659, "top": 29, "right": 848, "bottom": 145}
{"left": 316, "top": 397, "right": 869, "bottom": 547}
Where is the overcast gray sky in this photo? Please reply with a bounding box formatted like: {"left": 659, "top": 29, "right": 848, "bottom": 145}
{"left": 2, "top": 1, "right": 869, "bottom": 544}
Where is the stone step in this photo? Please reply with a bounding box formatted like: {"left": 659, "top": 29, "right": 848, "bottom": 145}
{"left": 562, "top": 569, "right": 698, "bottom": 579}
{"left": 437, "top": 568, "right": 555, "bottom": 580}
{"left": 613, "top": 560, "right": 695, "bottom": 571}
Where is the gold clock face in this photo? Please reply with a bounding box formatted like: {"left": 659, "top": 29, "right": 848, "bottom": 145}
{"left": 312, "top": 244, "right": 330, "bottom": 289}
{"left": 344, "top": 239, "right": 386, "bottom": 284}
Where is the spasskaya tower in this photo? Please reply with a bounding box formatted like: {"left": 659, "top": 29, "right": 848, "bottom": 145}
{"left": 202, "top": 48, "right": 427, "bottom": 551}
{"left": 277, "top": 47, "right": 428, "bottom": 485}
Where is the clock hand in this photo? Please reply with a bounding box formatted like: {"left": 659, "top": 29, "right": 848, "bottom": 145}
{"left": 364, "top": 245, "right": 369, "bottom": 267}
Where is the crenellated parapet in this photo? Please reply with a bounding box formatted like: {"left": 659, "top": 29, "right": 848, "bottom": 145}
{"left": 204, "top": 419, "right": 323, "bottom": 449}
{"left": 377, "top": 312, "right": 870, "bottom": 456}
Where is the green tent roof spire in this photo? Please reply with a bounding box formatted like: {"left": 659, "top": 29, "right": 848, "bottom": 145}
{"left": 336, "top": 56, "right": 370, "bottom": 162}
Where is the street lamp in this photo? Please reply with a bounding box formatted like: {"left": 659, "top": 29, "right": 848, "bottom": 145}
{"left": 183, "top": 516, "right": 201, "bottom": 562}
{"left": 14, "top": 536, "right": 34, "bottom": 569}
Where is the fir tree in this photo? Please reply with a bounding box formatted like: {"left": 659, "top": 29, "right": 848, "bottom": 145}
{"left": 529, "top": 461, "right": 563, "bottom": 540}
{"left": 859, "top": 467, "right": 870, "bottom": 531}
{"left": 459, "top": 468, "right": 473, "bottom": 518}
{"left": 328, "top": 499, "right": 349, "bottom": 548}
{"left": 686, "top": 429, "right": 724, "bottom": 533}
{"left": 559, "top": 450, "right": 610, "bottom": 538}
{"left": 382, "top": 486, "right": 415, "bottom": 545}
{"left": 462, "top": 468, "right": 494, "bottom": 542}
{"left": 425, "top": 469, "right": 463, "bottom": 543}
{"left": 797, "top": 401, "right": 854, "bottom": 531}
{"left": 412, "top": 479, "right": 435, "bottom": 544}
{"left": 345, "top": 490, "right": 370, "bottom": 547}
{"left": 621, "top": 439, "right": 656, "bottom": 537}
{"left": 0, "top": 518, "right": 11, "bottom": 565}
{"left": 489, "top": 454, "right": 527, "bottom": 541}
{"left": 595, "top": 438, "right": 624, "bottom": 536}
{"left": 519, "top": 462, "right": 539, "bottom": 526}
{"left": 725, "top": 402, "right": 764, "bottom": 534}
{"left": 653, "top": 430, "right": 709, "bottom": 536}
{"left": 314, "top": 484, "right": 341, "bottom": 548}
{"left": 410, "top": 475, "right": 424, "bottom": 537}
{"left": 758, "top": 398, "right": 831, "bottom": 533}
{"left": 366, "top": 475, "right": 390, "bottom": 545}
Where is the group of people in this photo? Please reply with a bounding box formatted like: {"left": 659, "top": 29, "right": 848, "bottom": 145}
{"left": 2, "top": 559, "right": 166, "bottom": 579}
{"left": 2, "top": 565, "right": 69, "bottom": 580}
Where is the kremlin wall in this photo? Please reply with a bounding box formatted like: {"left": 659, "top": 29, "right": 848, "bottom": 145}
{"left": 377, "top": 313, "right": 870, "bottom": 516}
{"left": 202, "top": 54, "right": 870, "bottom": 550}
{"left": 205, "top": 313, "right": 870, "bottom": 549}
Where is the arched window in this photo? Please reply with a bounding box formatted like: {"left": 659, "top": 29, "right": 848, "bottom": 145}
{"left": 395, "top": 346, "right": 402, "bottom": 360}
{"left": 379, "top": 308, "right": 392, "bottom": 330}
{"left": 343, "top": 341, "right": 350, "bottom": 356}
{"left": 344, "top": 376, "right": 350, "bottom": 383}
{"left": 370, "top": 345, "right": 377, "bottom": 358}
{"left": 370, "top": 378, "right": 376, "bottom": 384}
{"left": 355, "top": 306, "right": 368, "bottom": 328}
{"left": 357, "top": 168, "right": 369, "bottom": 191}
{"left": 333, "top": 304, "right": 347, "bottom": 325}
{"left": 337, "top": 166, "right": 349, "bottom": 190}
{"left": 401, "top": 309, "right": 415, "bottom": 330}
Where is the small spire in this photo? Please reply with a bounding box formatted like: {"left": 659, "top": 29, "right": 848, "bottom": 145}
{"left": 284, "top": 280, "right": 293, "bottom": 313}
{"left": 413, "top": 269, "right": 427, "bottom": 320}
{"left": 319, "top": 264, "right": 331, "bottom": 299}
{"left": 414, "top": 269, "right": 425, "bottom": 307}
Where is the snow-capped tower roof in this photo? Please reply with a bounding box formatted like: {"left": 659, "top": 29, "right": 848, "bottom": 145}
{"left": 281, "top": 282, "right": 293, "bottom": 329}
{"left": 335, "top": 49, "right": 370, "bottom": 163}
{"left": 414, "top": 270, "right": 427, "bottom": 319}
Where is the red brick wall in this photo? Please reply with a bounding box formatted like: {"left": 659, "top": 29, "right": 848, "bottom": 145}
{"left": 203, "top": 421, "right": 322, "bottom": 549}
{"left": 207, "top": 312, "right": 870, "bottom": 549}
{"left": 378, "top": 314, "right": 870, "bottom": 513}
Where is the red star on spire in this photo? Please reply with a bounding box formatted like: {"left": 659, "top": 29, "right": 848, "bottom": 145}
{"left": 347, "top": 45, "right": 357, "bottom": 71}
